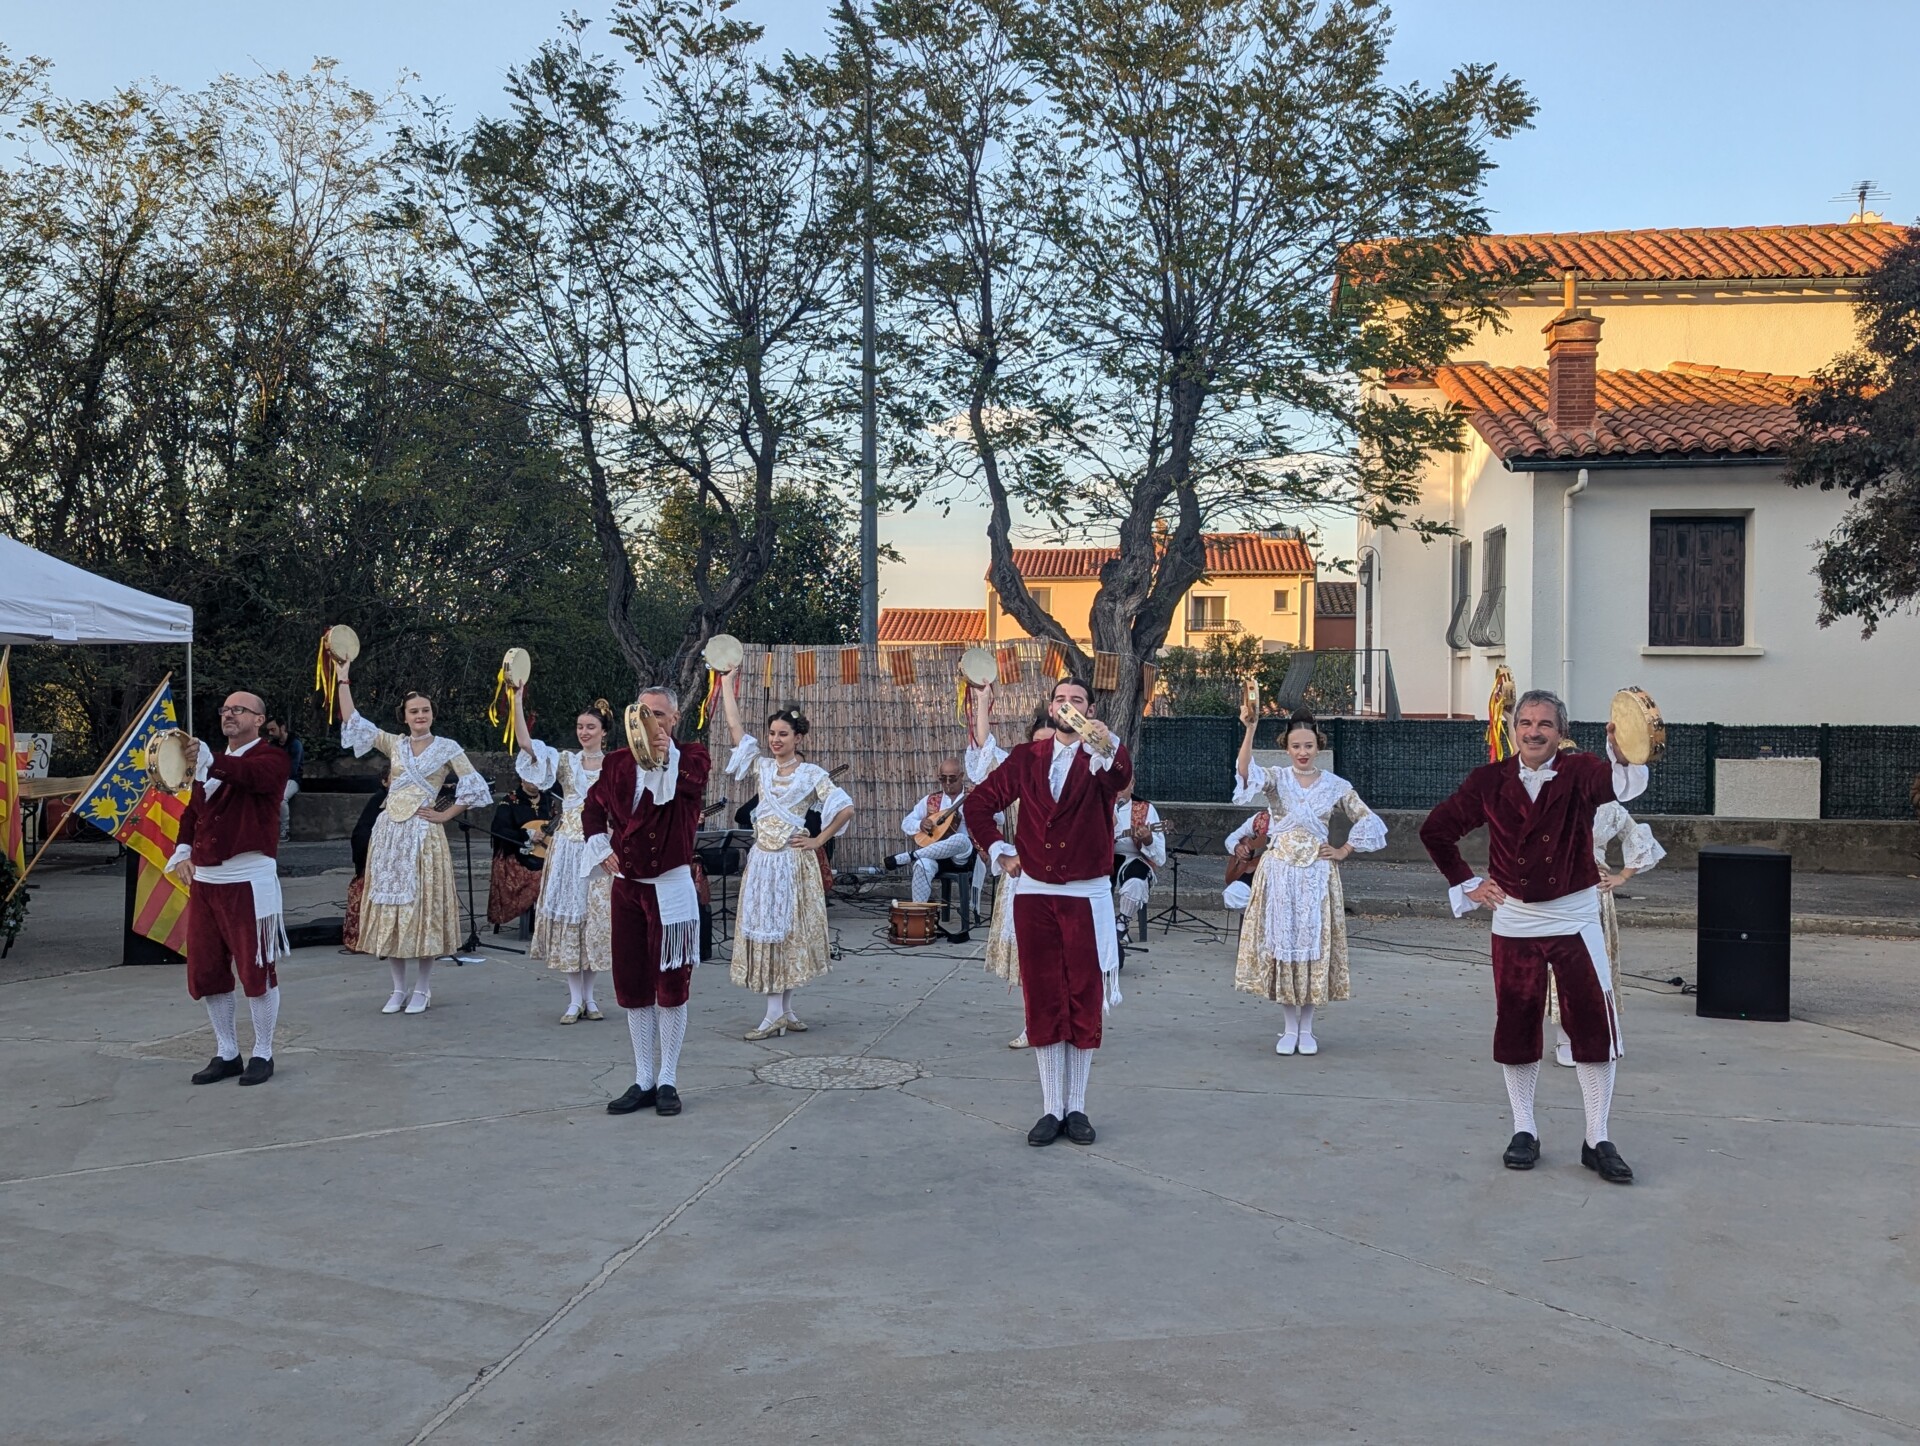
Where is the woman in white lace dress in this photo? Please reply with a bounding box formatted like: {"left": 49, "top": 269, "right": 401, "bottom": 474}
{"left": 1231, "top": 704, "right": 1387, "bottom": 1055}
{"left": 510, "top": 689, "right": 615, "bottom": 1024}
{"left": 717, "top": 683, "right": 853, "bottom": 1040}
{"left": 965, "top": 686, "right": 1054, "bottom": 1049}
{"left": 336, "top": 673, "right": 491, "bottom": 1014}
{"left": 1548, "top": 801, "right": 1664, "bottom": 1066}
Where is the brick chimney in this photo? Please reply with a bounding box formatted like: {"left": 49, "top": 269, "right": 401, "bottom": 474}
{"left": 1542, "top": 269, "right": 1603, "bottom": 434}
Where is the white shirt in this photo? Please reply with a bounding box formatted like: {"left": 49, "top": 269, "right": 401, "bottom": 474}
{"left": 902, "top": 791, "right": 968, "bottom": 841}
{"left": 195, "top": 734, "right": 262, "bottom": 797}
{"left": 1112, "top": 799, "right": 1167, "bottom": 867}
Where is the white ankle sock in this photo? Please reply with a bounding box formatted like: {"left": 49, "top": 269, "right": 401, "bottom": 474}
{"left": 1035, "top": 1042, "right": 1066, "bottom": 1118}
{"left": 759, "top": 994, "right": 785, "bottom": 1029}
{"left": 627, "top": 1005, "right": 658, "bottom": 1088}
{"left": 1575, "top": 1059, "right": 1616, "bottom": 1146}
{"left": 1297, "top": 1003, "right": 1316, "bottom": 1038}
{"left": 204, "top": 991, "right": 240, "bottom": 1060}
{"left": 656, "top": 1004, "right": 687, "bottom": 1087}
{"left": 388, "top": 959, "right": 409, "bottom": 994}
{"left": 565, "top": 971, "right": 587, "bottom": 1010}
{"left": 1502, "top": 1061, "right": 1540, "bottom": 1137}
{"left": 246, "top": 987, "right": 280, "bottom": 1060}
{"left": 1065, "top": 1046, "right": 1093, "bottom": 1115}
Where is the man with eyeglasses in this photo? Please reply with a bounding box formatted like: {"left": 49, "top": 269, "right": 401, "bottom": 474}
{"left": 164, "top": 692, "right": 292, "bottom": 1087}
{"left": 886, "top": 756, "right": 975, "bottom": 907}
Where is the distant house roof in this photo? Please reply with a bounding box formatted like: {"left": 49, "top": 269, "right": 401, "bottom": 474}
{"left": 1446, "top": 223, "right": 1909, "bottom": 285}
{"left": 1315, "top": 581, "right": 1356, "bottom": 617}
{"left": 999, "top": 532, "right": 1315, "bottom": 582}
{"left": 1433, "top": 360, "right": 1814, "bottom": 466}
{"left": 877, "top": 607, "right": 987, "bottom": 644}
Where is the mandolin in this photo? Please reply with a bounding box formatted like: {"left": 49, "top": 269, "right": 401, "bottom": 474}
{"left": 914, "top": 790, "right": 969, "bottom": 849}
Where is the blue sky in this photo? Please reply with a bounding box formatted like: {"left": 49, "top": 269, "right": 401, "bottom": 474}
{"left": 10, "top": 0, "right": 1914, "bottom": 605}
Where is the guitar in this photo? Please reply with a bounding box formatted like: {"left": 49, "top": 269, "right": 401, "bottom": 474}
{"left": 913, "top": 790, "right": 969, "bottom": 849}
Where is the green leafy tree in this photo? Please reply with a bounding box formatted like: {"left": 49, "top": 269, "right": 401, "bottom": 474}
{"left": 1786, "top": 228, "right": 1920, "bottom": 636}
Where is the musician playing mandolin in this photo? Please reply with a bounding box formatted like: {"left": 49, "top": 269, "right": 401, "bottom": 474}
{"left": 1109, "top": 781, "right": 1165, "bottom": 941}
{"left": 887, "top": 758, "right": 974, "bottom": 905}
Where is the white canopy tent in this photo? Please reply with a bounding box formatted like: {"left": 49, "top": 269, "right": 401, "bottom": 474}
{"left": 0, "top": 534, "right": 196, "bottom": 727}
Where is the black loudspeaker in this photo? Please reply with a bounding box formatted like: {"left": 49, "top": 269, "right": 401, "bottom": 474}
{"left": 1695, "top": 845, "right": 1790, "bottom": 1021}
{"left": 287, "top": 917, "right": 345, "bottom": 949}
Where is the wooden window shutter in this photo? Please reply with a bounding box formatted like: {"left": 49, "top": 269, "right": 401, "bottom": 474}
{"left": 1650, "top": 517, "right": 1745, "bottom": 647}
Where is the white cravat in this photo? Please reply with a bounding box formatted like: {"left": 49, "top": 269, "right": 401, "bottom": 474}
{"left": 196, "top": 735, "right": 262, "bottom": 797}
{"left": 1047, "top": 738, "right": 1078, "bottom": 800}
{"left": 1517, "top": 762, "right": 1556, "bottom": 801}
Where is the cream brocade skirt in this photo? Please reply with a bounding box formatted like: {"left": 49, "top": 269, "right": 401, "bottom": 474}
{"left": 1547, "top": 890, "right": 1622, "bottom": 1023}
{"left": 984, "top": 876, "right": 1019, "bottom": 985}
{"left": 729, "top": 846, "right": 832, "bottom": 993}
{"left": 357, "top": 820, "right": 463, "bottom": 960}
{"left": 1233, "top": 853, "right": 1351, "bottom": 1006}
{"left": 531, "top": 869, "right": 613, "bottom": 973}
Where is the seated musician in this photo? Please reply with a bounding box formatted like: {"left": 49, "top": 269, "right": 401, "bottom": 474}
{"left": 1221, "top": 809, "right": 1271, "bottom": 910}
{"left": 1111, "top": 781, "right": 1166, "bottom": 941}
{"left": 888, "top": 757, "right": 973, "bottom": 903}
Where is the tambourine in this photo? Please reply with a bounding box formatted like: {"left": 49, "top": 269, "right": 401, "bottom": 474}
{"left": 1609, "top": 686, "right": 1666, "bottom": 765}
{"left": 625, "top": 700, "right": 665, "bottom": 769}
{"left": 502, "top": 647, "right": 531, "bottom": 688}
{"left": 703, "top": 633, "right": 744, "bottom": 675}
{"left": 1052, "top": 699, "right": 1114, "bottom": 757}
{"left": 324, "top": 624, "right": 360, "bottom": 666}
{"left": 958, "top": 647, "right": 998, "bottom": 687}
{"left": 150, "top": 730, "right": 198, "bottom": 792}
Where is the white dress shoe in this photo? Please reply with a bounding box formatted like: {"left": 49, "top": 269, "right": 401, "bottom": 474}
{"left": 1297, "top": 1033, "right": 1319, "bottom": 1056}
{"left": 382, "top": 990, "right": 408, "bottom": 1014}
{"left": 404, "top": 991, "right": 431, "bottom": 1014}
{"left": 1275, "top": 1032, "right": 1298, "bottom": 1055}
{"left": 560, "top": 1006, "right": 581, "bottom": 1025}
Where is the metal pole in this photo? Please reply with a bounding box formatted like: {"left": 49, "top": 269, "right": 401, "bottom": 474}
{"left": 857, "top": 7, "right": 879, "bottom": 647}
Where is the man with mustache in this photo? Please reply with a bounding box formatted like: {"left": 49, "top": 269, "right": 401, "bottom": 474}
{"left": 1420, "top": 690, "right": 1649, "bottom": 1183}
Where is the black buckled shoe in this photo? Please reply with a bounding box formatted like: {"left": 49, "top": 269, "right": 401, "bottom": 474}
{"left": 237, "top": 1057, "right": 274, "bottom": 1086}
{"left": 1027, "top": 1113, "right": 1062, "bottom": 1146}
{"left": 191, "top": 1054, "right": 244, "bottom": 1086}
{"left": 654, "top": 1085, "right": 682, "bottom": 1116}
{"left": 1063, "top": 1111, "right": 1096, "bottom": 1146}
{"left": 1502, "top": 1131, "right": 1540, "bottom": 1170}
{"left": 607, "top": 1084, "right": 657, "bottom": 1115}
{"left": 1582, "top": 1140, "right": 1634, "bottom": 1184}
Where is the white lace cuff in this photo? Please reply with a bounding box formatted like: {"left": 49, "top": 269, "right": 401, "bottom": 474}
{"left": 1231, "top": 760, "right": 1268, "bottom": 807}
{"left": 341, "top": 711, "right": 380, "bottom": 757}
{"left": 580, "top": 834, "right": 615, "bottom": 878}
{"left": 516, "top": 739, "right": 559, "bottom": 791}
{"left": 989, "top": 841, "right": 1019, "bottom": 872}
{"left": 726, "top": 734, "right": 760, "bottom": 781}
{"left": 453, "top": 769, "right": 492, "bottom": 809}
{"left": 1449, "top": 877, "right": 1484, "bottom": 917}
{"left": 965, "top": 737, "right": 1007, "bottom": 785}
{"left": 166, "top": 844, "right": 191, "bottom": 874}
{"left": 1346, "top": 807, "right": 1388, "bottom": 853}
{"left": 1621, "top": 820, "right": 1665, "bottom": 872}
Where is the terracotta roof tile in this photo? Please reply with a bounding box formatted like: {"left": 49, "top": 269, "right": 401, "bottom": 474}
{"left": 1433, "top": 361, "right": 1814, "bottom": 464}
{"left": 1002, "top": 532, "right": 1315, "bottom": 581}
{"left": 1349, "top": 222, "right": 1910, "bottom": 288}
{"left": 877, "top": 608, "right": 987, "bottom": 644}
{"left": 1315, "top": 581, "right": 1357, "bottom": 617}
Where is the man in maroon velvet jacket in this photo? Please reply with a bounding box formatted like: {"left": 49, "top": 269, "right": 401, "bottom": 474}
{"left": 1420, "top": 690, "right": 1648, "bottom": 1183}
{"left": 963, "top": 677, "right": 1131, "bottom": 1148}
{"left": 165, "top": 691, "right": 293, "bottom": 1088}
{"left": 583, "top": 686, "right": 711, "bottom": 1119}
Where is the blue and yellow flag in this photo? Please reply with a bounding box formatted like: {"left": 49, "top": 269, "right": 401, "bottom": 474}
{"left": 73, "top": 679, "right": 180, "bottom": 840}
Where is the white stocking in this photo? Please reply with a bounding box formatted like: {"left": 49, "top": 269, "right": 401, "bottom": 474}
{"left": 413, "top": 958, "right": 435, "bottom": 995}
{"left": 565, "top": 971, "right": 587, "bottom": 1010}
{"left": 759, "top": 993, "right": 785, "bottom": 1029}
{"left": 1035, "top": 1042, "right": 1066, "bottom": 1118}
{"left": 1065, "top": 1046, "right": 1093, "bottom": 1115}
{"left": 388, "top": 959, "right": 409, "bottom": 994}
{"left": 1576, "top": 1059, "right": 1616, "bottom": 1146}
{"left": 779, "top": 989, "right": 794, "bottom": 1014}
{"left": 204, "top": 991, "right": 240, "bottom": 1060}
{"left": 582, "top": 971, "right": 598, "bottom": 1010}
{"left": 246, "top": 987, "right": 280, "bottom": 1060}
{"left": 1502, "top": 1061, "right": 1540, "bottom": 1137}
{"left": 1297, "top": 1003, "right": 1317, "bottom": 1040}
{"left": 1279, "top": 1003, "right": 1300, "bottom": 1039}
{"left": 627, "top": 1005, "right": 658, "bottom": 1089}
{"left": 656, "top": 1004, "right": 688, "bottom": 1087}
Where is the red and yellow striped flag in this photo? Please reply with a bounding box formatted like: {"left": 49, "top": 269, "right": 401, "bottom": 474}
{"left": 117, "top": 788, "right": 190, "bottom": 955}
{"left": 0, "top": 647, "right": 23, "bottom": 873}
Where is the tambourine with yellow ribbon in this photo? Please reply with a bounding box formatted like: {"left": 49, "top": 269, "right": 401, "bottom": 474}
{"left": 1485, "top": 664, "right": 1516, "bottom": 763}
{"left": 694, "top": 634, "right": 743, "bottom": 730}
{"left": 955, "top": 646, "right": 997, "bottom": 721}
{"left": 487, "top": 648, "right": 532, "bottom": 745}
{"left": 314, "top": 625, "right": 360, "bottom": 724}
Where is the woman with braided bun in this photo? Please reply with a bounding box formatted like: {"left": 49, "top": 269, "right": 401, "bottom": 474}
{"left": 716, "top": 680, "right": 854, "bottom": 1040}
{"left": 510, "top": 689, "right": 618, "bottom": 1024}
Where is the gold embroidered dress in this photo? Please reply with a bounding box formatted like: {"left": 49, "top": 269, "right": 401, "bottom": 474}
{"left": 1232, "top": 764, "right": 1386, "bottom": 1006}
{"left": 725, "top": 735, "right": 853, "bottom": 994}
{"left": 515, "top": 740, "right": 612, "bottom": 973}
{"left": 965, "top": 732, "right": 1021, "bottom": 984}
{"left": 342, "top": 715, "right": 491, "bottom": 959}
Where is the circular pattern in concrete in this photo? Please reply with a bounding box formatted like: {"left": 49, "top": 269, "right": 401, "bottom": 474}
{"left": 755, "top": 1055, "right": 919, "bottom": 1090}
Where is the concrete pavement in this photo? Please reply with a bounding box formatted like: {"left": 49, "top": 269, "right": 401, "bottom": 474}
{"left": 2, "top": 886, "right": 1918, "bottom": 1443}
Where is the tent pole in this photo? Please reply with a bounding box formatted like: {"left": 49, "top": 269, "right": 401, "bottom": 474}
{"left": 185, "top": 643, "right": 194, "bottom": 734}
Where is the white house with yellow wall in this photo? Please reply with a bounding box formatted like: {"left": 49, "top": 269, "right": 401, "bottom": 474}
{"left": 980, "top": 531, "right": 1318, "bottom": 651}
{"left": 1351, "top": 221, "right": 1920, "bottom": 725}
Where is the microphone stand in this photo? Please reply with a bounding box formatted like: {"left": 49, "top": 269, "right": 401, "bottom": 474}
{"left": 1146, "top": 834, "right": 1220, "bottom": 939}
{"left": 452, "top": 818, "right": 492, "bottom": 963}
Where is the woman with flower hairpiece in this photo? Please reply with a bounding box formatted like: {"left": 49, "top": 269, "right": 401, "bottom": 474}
{"left": 716, "top": 682, "right": 853, "bottom": 1039}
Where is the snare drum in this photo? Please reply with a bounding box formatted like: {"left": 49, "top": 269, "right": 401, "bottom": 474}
{"left": 1609, "top": 686, "right": 1666, "bottom": 764}
{"left": 889, "top": 900, "right": 941, "bottom": 946}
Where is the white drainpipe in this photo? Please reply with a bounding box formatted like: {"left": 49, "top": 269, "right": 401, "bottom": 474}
{"left": 1561, "top": 467, "right": 1589, "bottom": 705}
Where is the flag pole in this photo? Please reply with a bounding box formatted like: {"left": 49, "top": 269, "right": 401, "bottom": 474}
{"left": 4, "top": 671, "right": 172, "bottom": 906}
